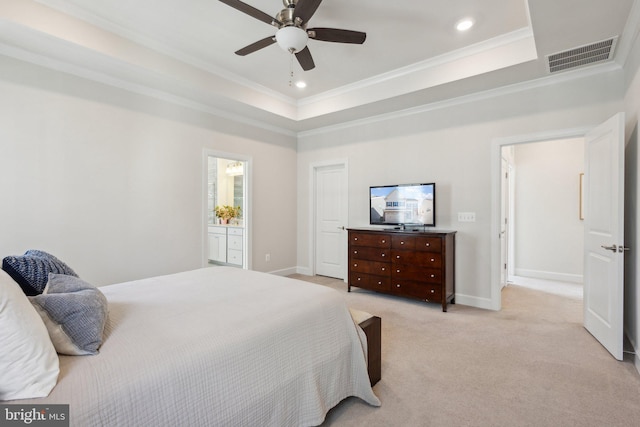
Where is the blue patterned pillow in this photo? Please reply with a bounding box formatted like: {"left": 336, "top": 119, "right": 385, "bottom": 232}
{"left": 1, "top": 250, "right": 78, "bottom": 296}
{"left": 30, "top": 274, "right": 108, "bottom": 356}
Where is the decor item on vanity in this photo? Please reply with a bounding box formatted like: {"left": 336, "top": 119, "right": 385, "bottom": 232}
{"left": 347, "top": 228, "right": 456, "bottom": 312}
{"left": 214, "top": 205, "right": 242, "bottom": 224}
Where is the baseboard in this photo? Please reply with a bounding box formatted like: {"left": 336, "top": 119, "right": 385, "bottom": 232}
{"left": 514, "top": 269, "right": 583, "bottom": 283}
{"left": 267, "top": 267, "right": 298, "bottom": 276}
{"left": 295, "top": 266, "right": 313, "bottom": 276}
{"left": 624, "top": 331, "right": 640, "bottom": 375}
{"left": 454, "top": 294, "right": 496, "bottom": 311}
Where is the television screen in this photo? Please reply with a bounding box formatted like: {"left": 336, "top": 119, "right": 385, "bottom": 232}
{"left": 370, "top": 183, "right": 435, "bottom": 226}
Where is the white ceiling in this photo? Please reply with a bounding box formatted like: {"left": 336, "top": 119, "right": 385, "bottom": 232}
{"left": 0, "top": 0, "right": 638, "bottom": 134}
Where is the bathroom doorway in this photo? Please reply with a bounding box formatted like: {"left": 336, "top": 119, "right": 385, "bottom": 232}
{"left": 204, "top": 150, "right": 250, "bottom": 269}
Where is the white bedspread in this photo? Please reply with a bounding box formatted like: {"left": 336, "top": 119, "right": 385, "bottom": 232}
{"left": 16, "top": 267, "right": 379, "bottom": 426}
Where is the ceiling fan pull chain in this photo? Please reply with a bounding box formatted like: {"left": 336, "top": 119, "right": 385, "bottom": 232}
{"left": 289, "top": 53, "right": 294, "bottom": 87}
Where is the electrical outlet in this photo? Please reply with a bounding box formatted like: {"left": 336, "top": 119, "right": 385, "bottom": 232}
{"left": 265, "top": 253, "right": 271, "bottom": 262}
{"left": 458, "top": 212, "right": 476, "bottom": 222}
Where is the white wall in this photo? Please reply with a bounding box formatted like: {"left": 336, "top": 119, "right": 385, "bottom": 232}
{"left": 512, "top": 138, "right": 584, "bottom": 282}
{"left": 623, "top": 24, "right": 640, "bottom": 373}
{"left": 0, "top": 56, "right": 298, "bottom": 285}
{"left": 298, "top": 71, "right": 624, "bottom": 309}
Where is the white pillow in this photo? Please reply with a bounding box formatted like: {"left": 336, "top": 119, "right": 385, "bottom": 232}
{"left": 0, "top": 269, "right": 59, "bottom": 401}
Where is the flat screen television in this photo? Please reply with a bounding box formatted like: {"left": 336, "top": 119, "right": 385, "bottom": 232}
{"left": 370, "top": 183, "right": 436, "bottom": 227}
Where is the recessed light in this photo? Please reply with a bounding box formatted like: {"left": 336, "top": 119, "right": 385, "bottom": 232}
{"left": 295, "top": 81, "right": 307, "bottom": 89}
{"left": 456, "top": 18, "right": 474, "bottom": 32}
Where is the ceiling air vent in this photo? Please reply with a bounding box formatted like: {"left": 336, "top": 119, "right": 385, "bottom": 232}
{"left": 547, "top": 36, "right": 618, "bottom": 73}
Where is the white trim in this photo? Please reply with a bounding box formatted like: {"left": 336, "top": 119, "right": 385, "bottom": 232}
{"left": 266, "top": 267, "right": 298, "bottom": 277}
{"left": 203, "top": 149, "right": 252, "bottom": 270}
{"left": 308, "top": 159, "right": 349, "bottom": 278}
{"left": 298, "top": 63, "right": 620, "bottom": 138}
{"left": 490, "top": 127, "right": 591, "bottom": 311}
{"left": 514, "top": 269, "right": 583, "bottom": 284}
{"left": 614, "top": 0, "right": 640, "bottom": 68}
{"left": 454, "top": 294, "right": 494, "bottom": 311}
{"left": 35, "top": 0, "right": 297, "bottom": 107}
{"left": 0, "top": 39, "right": 298, "bottom": 138}
{"left": 296, "top": 266, "right": 313, "bottom": 276}
{"left": 298, "top": 28, "right": 534, "bottom": 107}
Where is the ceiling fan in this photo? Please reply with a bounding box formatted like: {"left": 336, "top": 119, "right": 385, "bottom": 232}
{"left": 218, "top": 0, "right": 366, "bottom": 71}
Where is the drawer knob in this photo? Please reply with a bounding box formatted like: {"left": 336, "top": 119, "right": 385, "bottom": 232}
{"left": 431, "top": 258, "right": 435, "bottom": 262}
{"left": 378, "top": 281, "right": 382, "bottom": 285}
{"left": 430, "top": 274, "right": 435, "bottom": 278}
{"left": 425, "top": 243, "right": 430, "bottom": 247}
{"left": 396, "top": 269, "right": 400, "bottom": 273}
{"left": 382, "top": 239, "right": 386, "bottom": 243}
{"left": 354, "top": 263, "right": 358, "bottom": 267}
{"left": 396, "top": 255, "right": 400, "bottom": 259}
{"left": 430, "top": 289, "right": 435, "bottom": 293}
{"left": 396, "top": 284, "right": 401, "bottom": 288}
{"left": 381, "top": 267, "right": 386, "bottom": 271}
{"left": 401, "top": 241, "right": 405, "bottom": 245}
{"left": 354, "top": 250, "right": 358, "bottom": 254}
{"left": 355, "top": 237, "right": 358, "bottom": 241}
{"left": 381, "top": 253, "right": 385, "bottom": 257}
{"left": 357, "top": 277, "right": 362, "bottom": 281}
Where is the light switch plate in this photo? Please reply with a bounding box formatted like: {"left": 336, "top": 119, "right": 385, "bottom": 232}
{"left": 458, "top": 212, "right": 476, "bottom": 222}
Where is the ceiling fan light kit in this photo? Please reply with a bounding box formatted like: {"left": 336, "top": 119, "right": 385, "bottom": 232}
{"left": 276, "top": 26, "right": 308, "bottom": 53}
{"left": 219, "top": 0, "right": 366, "bottom": 71}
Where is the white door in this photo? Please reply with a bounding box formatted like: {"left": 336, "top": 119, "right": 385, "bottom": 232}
{"left": 315, "top": 163, "right": 348, "bottom": 279}
{"left": 583, "top": 112, "right": 625, "bottom": 360}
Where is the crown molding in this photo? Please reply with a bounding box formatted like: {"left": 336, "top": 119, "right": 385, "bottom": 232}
{"left": 298, "top": 60, "right": 622, "bottom": 138}
{"left": 614, "top": 0, "right": 640, "bottom": 68}
{"left": 34, "top": 0, "right": 297, "bottom": 108}
{"left": 297, "top": 27, "right": 535, "bottom": 108}
{"left": 0, "top": 36, "right": 297, "bottom": 138}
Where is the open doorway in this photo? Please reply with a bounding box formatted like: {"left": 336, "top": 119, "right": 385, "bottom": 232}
{"left": 501, "top": 138, "right": 585, "bottom": 299}
{"left": 203, "top": 151, "right": 250, "bottom": 269}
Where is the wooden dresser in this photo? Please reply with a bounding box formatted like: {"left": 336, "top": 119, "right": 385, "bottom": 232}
{"left": 347, "top": 228, "right": 456, "bottom": 312}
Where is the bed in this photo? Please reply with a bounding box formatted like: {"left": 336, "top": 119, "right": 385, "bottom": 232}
{"left": 2, "top": 265, "right": 380, "bottom": 426}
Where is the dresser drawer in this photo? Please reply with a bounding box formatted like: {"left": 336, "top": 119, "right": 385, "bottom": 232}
{"left": 351, "top": 260, "right": 390, "bottom": 276}
{"left": 392, "top": 264, "right": 442, "bottom": 283}
{"left": 350, "top": 273, "right": 391, "bottom": 292}
{"left": 350, "top": 246, "right": 390, "bottom": 262}
{"left": 392, "top": 281, "right": 442, "bottom": 301}
{"left": 391, "top": 235, "right": 416, "bottom": 250}
{"left": 350, "top": 233, "right": 391, "bottom": 248}
{"left": 415, "top": 236, "right": 442, "bottom": 252}
{"left": 392, "top": 251, "right": 442, "bottom": 268}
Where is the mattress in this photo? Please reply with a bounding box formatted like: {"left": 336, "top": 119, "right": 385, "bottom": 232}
{"left": 14, "top": 267, "right": 379, "bottom": 426}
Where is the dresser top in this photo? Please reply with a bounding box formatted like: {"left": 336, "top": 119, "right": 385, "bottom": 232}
{"left": 348, "top": 227, "right": 456, "bottom": 235}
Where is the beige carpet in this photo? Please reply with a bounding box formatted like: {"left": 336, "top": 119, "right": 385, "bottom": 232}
{"left": 288, "top": 275, "right": 640, "bottom": 427}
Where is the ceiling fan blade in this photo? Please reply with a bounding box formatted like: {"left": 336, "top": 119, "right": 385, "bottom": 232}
{"left": 218, "top": 0, "right": 281, "bottom": 27}
{"left": 295, "top": 47, "right": 315, "bottom": 71}
{"left": 308, "top": 28, "right": 366, "bottom": 44}
{"left": 235, "top": 36, "right": 276, "bottom": 56}
{"left": 293, "top": 0, "right": 323, "bottom": 24}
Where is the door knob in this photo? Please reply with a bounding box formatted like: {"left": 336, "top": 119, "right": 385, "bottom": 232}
{"left": 602, "top": 244, "right": 631, "bottom": 253}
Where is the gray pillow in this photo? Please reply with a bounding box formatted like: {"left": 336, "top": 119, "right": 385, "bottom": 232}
{"left": 30, "top": 274, "right": 108, "bottom": 356}
{"left": 2, "top": 250, "right": 78, "bottom": 296}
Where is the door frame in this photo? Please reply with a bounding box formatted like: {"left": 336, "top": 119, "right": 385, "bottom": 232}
{"left": 202, "top": 149, "right": 252, "bottom": 269}
{"left": 308, "top": 158, "right": 349, "bottom": 279}
{"left": 490, "top": 126, "right": 590, "bottom": 310}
